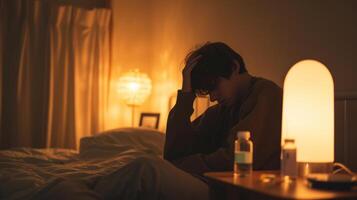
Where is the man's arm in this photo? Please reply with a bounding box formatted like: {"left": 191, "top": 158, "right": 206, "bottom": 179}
{"left": 164, "top": 90, "right": 221, "bottom": 161}
{"left": 172, "top": 84, "right": 283, "bottom": 175}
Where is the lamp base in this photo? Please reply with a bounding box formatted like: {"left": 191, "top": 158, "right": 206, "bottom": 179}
{"left": 298, "top": 162, "right": 333, "bottom": 177}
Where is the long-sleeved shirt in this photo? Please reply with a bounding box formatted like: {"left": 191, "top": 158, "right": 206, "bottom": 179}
{"left": 164, "top": 76, "right": 282, "bottom": 176}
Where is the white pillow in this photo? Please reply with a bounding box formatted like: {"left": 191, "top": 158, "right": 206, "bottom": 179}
{"left": 79, "top": 127, "right": 165, "bottom": 159}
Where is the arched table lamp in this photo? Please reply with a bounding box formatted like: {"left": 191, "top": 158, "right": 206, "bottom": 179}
{"left": 282, "top": 60, "right": 334, "bottom": 176}
{"left": 117, "top": 69, "right": 152, "bottom": 127}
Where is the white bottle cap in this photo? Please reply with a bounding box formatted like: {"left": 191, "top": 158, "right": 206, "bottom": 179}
{"left": 237, "top": 131, "right": 250, "bottom": 139}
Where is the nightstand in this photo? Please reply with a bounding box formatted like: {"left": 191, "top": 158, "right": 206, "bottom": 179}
{"left": 204, "top": 171, "right": 357, "bottom": 200}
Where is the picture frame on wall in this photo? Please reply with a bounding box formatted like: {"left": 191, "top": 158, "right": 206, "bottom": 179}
{"left": 139, "top": 113, "right": 160, "bottom": 129}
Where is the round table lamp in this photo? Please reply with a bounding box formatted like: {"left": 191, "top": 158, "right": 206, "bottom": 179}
{"left": 117, "top": 69, "right": 152, "bottom": 126}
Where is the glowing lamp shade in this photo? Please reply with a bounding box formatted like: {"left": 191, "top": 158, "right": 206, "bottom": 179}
{"left": 282, "top": 60, "right": 334, "bottom": 163}
{"left": 117, "top": 70, "right": 152, "bottom": 106}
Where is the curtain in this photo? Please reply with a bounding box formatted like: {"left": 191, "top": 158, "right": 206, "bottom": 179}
{"left": 0, "top": 0, "right": 112, "bottom": 149}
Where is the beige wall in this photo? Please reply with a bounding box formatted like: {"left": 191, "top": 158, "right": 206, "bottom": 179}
{"left": 111, "top": 0, "right": 357, "bottom": 130}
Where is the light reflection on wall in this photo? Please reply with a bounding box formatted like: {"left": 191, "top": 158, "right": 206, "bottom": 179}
{"left": 108, "top": 0, "right": 212, "bottom": 132}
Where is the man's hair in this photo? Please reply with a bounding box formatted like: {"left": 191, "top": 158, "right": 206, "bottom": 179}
{"left": 185, "top": 42, "right": 247, "bottom": 95}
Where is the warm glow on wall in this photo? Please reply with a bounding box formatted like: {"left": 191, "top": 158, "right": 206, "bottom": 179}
{"left": 117, "top": 69, "right": 152, "bottom": 106}
{"left": 282, "top": 60, "right": 334, "bottom": 163}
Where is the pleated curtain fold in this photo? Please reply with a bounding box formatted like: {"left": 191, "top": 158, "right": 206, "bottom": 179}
{"left": 0, "top": 0, "right": 112, "bottom": 149}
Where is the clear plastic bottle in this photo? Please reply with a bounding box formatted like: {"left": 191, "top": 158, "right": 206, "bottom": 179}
{"left": 234, "top": 131, "right": 253, "bottom": 176}
{"left": 281, "top": 138, "right": 297, "bottom": 180}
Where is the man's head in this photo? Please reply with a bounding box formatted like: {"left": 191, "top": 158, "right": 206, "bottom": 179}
{"left": 186, "top": 42, "right": 247, "bottom": 103}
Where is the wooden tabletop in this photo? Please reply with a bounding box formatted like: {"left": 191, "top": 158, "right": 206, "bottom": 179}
{"left": 204, "top": 171, "right": 357, "bottom": 200}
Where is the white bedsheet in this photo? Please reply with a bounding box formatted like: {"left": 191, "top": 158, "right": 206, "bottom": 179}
{"left": 0, "top": 128, "right": 166, "bottom": 200}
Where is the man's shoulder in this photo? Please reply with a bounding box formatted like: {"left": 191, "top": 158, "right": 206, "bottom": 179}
{"left": 244, "top": 77, "right": 282, "bottom": 106}
{"left": 253, "top": 77, "right": 282, "bottom": 95}
{"left": 239, "top": 77, "right": 283, "bottom": 118}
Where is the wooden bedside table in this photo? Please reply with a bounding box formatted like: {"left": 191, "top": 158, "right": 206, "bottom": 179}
{"left": 204, "top": 171, "right": 357, "bottom": 200}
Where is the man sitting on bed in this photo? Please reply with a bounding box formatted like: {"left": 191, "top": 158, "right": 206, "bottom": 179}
{"left": 164, "top": 41, "right": 282, "bottom": 177}
{"left": 95, "top": 42, "right": 282, "bottom": 200}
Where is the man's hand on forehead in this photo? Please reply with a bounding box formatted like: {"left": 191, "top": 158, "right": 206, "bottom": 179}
{"left": 181, "top": 55, "right": 202, "bottom": 93}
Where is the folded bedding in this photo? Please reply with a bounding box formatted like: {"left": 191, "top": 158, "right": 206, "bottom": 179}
{"left": 0, "top": 127, "right": 165, "bottom": 200}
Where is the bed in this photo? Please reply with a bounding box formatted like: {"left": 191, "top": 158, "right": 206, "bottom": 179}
{"left": 0, "top": 95, "right": 212, "bottom": 200}
{"left": 0, "top": 128, "right": 166, "bottom": 199}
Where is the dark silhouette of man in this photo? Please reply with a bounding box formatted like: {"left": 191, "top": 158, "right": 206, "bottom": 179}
{"left": 164, "top": 42, "right": 282, "bottom": 178}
